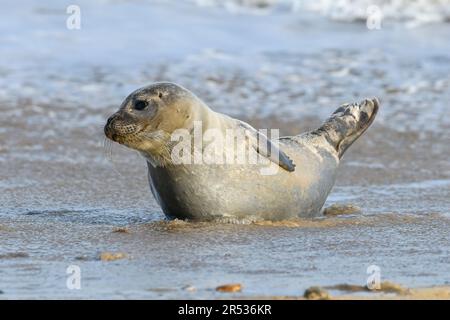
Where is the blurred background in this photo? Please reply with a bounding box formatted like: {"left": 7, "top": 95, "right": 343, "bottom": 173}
{"left": 0, "top": 0, "right": 449, "bottom": 299}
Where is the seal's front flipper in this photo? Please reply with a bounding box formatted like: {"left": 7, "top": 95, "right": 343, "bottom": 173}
{"left": 239, "top": 122, "right": 296, "bottom": 172}
{"left": 255, "top": 132, "right": 296, "bottom": 172}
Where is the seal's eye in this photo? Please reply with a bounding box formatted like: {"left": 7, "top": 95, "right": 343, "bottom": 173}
{"left": 134, "top": 100, "right": 148, "bottom": 111}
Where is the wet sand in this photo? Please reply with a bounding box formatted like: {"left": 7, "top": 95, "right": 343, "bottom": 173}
{"left": 241, "top": 285, "right": 450, "bottom": 300}
{"left": 1, "top": 212, "right": 449, "bottom": 299}
{"left": 334, "top": 286, "right": 450, "bottom": 300}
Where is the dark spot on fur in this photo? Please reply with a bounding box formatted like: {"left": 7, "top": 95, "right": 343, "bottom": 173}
{"left": 344, "top": 108, "right": 353, "bottom": 116}
{"left": 359, "top": 111, "right": 369, "bottom": 124}
{"left": 333, "top": 106, "right": 346, "bottom": 115}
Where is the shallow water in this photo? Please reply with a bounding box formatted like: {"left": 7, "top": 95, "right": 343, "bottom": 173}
{"left": 0, "top": 0, "right": 449, "bottom": 299}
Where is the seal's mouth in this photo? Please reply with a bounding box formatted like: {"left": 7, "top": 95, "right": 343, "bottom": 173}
{"left": 104, "top": 114, "right": 142, "bottom": 145}
{"left": 104, "top": 115, "right": 162, "bottom": 155}
{"left": 104, "top": 113, "right": 172, "bottom": 165}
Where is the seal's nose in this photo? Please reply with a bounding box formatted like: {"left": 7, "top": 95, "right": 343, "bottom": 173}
{"left": 104, "top": 114, "right": 117, "bottom": 139}
{"left": 106, "top": 116, "right": 114, "bottom": 126}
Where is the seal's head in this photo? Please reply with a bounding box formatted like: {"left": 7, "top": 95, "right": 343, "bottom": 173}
{"left": 104, "top": 82, "right": 200, "bottom": 164}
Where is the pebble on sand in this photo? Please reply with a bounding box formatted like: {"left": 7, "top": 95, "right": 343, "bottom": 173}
{"left": 0, "top": 252, "right": 29, "bottom": 259}
{"left": 112, "top": 227, "right": 130, "bottom": 233}
{"left": 75, "top": 255, "right": 90, "bottom": 261}
{"left": 304, "top": 286, "right": 330, "bottom": 300}
{"left": 99, "top": 252, "right": 127, "bottom": 261}
{"left": 182, "top": 285, "right": 197, "bottom": 292}
{"left": 216, "top": 284, "right": 242, "bottom": 293}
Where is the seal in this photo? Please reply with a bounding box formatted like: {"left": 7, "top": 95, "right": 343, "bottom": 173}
{"left": 104, "top": 82, "right": 379, "bottom": 222}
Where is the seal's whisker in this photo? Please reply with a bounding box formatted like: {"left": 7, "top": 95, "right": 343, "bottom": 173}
{"left": 102, "top": 136, "right": 124, "bottom": 177}
{"left": 109, "top": 145, "right": 124, "bottom": 178}
{"left": 103, "top": 137, "right": 113, "bottom": 161}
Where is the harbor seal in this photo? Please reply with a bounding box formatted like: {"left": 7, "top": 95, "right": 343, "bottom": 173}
{"left": 104, "top": 82, "right": 378, "bottom": 222}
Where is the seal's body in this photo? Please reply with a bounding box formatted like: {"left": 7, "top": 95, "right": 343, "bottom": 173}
{"left": 105, "top": 82, "right": 379, "bottom": 222}
{"left": 146, "top": 137, "right": 338, "bottom": 222}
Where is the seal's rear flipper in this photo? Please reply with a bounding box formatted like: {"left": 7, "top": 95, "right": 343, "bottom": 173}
{"left": 314, "top": 98, "right": 379, "bottom": 159}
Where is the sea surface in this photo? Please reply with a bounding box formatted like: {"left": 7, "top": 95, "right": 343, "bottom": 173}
{"left": 0, "top": 0, "right": 449, "bottom": 298}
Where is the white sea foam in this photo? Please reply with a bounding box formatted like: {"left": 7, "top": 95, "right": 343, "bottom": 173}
{"left": 188, "top": 0, "right": 450, "bottom": 26}
{"left": 1, "top": 0, "right": 449, "bottom": 134}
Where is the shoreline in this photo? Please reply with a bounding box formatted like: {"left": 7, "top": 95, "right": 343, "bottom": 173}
{"left": 237, "top": 285, "right": 450, "bottom": 300}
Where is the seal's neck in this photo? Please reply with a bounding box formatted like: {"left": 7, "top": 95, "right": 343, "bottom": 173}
{"left": 141, "top": 101, "right": 235, "bottom": 168}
